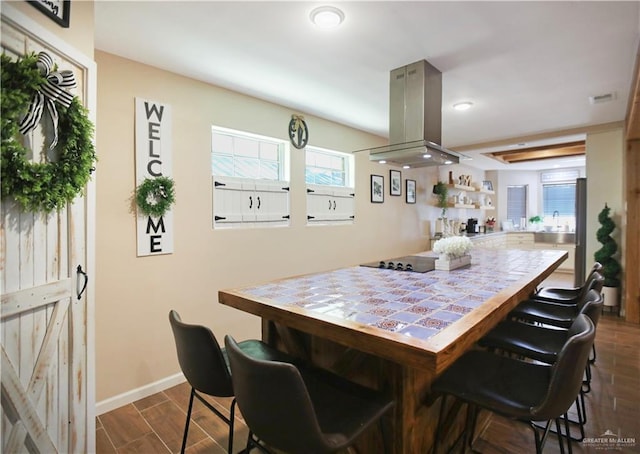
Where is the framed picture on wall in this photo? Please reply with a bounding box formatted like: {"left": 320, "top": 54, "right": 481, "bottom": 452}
{"left": 28, "top": 0, "right": 71, "bottom": 27}
{"left": 371, "top": 174, "right": 384, "bottom": 203}
{"left": 406, "top": 179, "right": 416, "bottom": 204}
{"left": 390, "top": 170, "right": 402, "bottom": 196}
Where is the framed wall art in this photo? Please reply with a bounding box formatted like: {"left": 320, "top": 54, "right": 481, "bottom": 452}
{"left": 406, "top": 179, "right": 416, "bottom": 204}
{"left": 390, "top": 169, "right": 401, "bottom": 196}
{"left": 371, "top": 174, "right": 384, "bottom": 203}
{"left": 28, "top": 0, "right": 71, "bottom": 28}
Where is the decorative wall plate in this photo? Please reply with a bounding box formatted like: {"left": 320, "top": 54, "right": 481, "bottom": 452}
{"left": 288, "top": 114, "right": 309, "bottom": 149}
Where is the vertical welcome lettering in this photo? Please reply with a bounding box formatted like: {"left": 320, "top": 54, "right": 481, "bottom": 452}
{"left": 145, "top": 102, "right": 164, "bottom": 177}
{"left": 135, "top": 98, "right": 174, "bottom": 256}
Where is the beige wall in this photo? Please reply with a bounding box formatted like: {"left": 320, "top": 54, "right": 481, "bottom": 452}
{"left": 586, "top": 128, "right": 625, "bottom": 306}
{"left": 94, "top": 51, "right": 435, "bottom": 402}
{"left": 6, "top": 0, "right": 94, "bottom": 58}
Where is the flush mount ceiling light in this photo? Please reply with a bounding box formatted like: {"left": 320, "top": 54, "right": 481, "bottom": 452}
{"left": 453, "top": 101, "right": 473, "bottom": 111}
{"left": 310, "top": 6, "right": 345, "bottom": 29}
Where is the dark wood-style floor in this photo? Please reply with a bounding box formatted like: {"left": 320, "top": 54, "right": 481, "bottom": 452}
{"left": 97, "top": 281, "right": 640, "bottom": 453}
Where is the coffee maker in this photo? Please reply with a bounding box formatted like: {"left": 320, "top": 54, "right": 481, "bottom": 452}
{"left": 466, "top": 218, "right": 479, "bottom": 234}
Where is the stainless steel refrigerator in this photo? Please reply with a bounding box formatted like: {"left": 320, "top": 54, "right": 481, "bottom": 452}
{"left": 575, "top": 177, "right": 587, "bottom": 286}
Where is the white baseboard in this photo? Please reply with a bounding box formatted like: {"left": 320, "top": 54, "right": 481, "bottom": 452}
{"left": 96, "top": 372, "right": 186, "bottom": 415}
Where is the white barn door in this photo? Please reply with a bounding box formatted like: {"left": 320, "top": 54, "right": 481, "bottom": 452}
{"left": 1, "top": 9, "right": 95, "bottom": 454}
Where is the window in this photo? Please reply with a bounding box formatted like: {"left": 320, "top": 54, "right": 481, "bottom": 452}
{"left": 543, "top": 183, "right": 576, "bottom": 229}
{"left": 305, "top": 146, "right": 355, "bottom": 224}
{"left": 212, "top": 126, "right": 287, "bottom": 180}
{"left": 305, "top": 146, "right": 353, "bottom": 187}
{"left": 211, "top": 126, "right": 290, "bottom": 228}
{"left": 507, "top": 185, "right": 527, "bottom": 227}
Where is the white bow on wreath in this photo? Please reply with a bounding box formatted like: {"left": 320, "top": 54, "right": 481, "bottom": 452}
{"left": 18, "top": 51, "right": 77, "bottom": 149}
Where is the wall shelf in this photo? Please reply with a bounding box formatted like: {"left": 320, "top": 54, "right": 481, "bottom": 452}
{"left": 447, "top": 183, "right": 495, "bottom": 195}
{"left": 447, "top": 183, "right": 476, "bottom": 192}
{"left": 448, "top": 203, "right": 476, "bottom": 209}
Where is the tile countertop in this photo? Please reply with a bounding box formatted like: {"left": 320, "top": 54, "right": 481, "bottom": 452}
{"left": 231, "top": 248, "right": 566, "bottom": 344}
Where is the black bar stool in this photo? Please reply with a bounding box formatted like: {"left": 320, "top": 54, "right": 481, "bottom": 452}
{"left": 169, "top": 310, "right": 295, "bottom": 453}
{"left": 225, "top": 335, "right": 395, "bottom": 454}
{"left": 431, "top": 315, "right": 595, "bottom": 454}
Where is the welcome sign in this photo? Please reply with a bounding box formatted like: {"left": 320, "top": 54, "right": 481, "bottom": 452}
{"left": 135, "top": 98, "right": 174, "bottom": 256}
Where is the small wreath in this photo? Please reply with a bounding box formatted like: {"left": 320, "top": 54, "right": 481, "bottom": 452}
{"left": 136, "top": 176, "right": 176, "bottom": 217}
{"left": 1, "top": 52, "right": 97, "bottom": 213}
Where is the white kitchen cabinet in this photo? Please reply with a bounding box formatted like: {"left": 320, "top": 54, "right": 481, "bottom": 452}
{"left": 213, "top": 176, "right": 290, "bottom": 227}
{"left": 534, "top": 242, "right": 575, "bottom": 272}
{"left": 306, "top": 184, "right": 355, "bottom": 224}
{"left": 470, "top": 232, "right": 507, "bottom": 249}
{"left": 506, "top": 232, "right": 535, "bottom": 248}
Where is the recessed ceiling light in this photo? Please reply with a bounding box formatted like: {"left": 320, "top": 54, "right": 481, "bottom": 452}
{"left": 403, "top": 165, "right": 411, "bottom": 169}
{"left": 378, "top": 160, "right": 387, "bottom": 164}
{"left": 453, "top": 102, "right": 473, "bottom": 111}
{"left": 423, "top": 153, "right": 432, "bottom": 159}
{"left": 444, "top": 160, "right": 453, "bottom": 165}
{"left": 310, "top": 6, "right": 344, "bottom": 29}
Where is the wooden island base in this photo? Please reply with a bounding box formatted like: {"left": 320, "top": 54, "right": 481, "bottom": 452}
{"left": 264, "top": 321, "right": 486, "bottom": 453}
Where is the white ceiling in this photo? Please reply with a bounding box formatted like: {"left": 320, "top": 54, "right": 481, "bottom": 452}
{"left": 94, "top": 1, "right": 640, "bottom": 171}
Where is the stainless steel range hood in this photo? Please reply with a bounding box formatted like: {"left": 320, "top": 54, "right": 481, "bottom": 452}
{"left": 357, "top": 60, "right": 462, "bottom": 167}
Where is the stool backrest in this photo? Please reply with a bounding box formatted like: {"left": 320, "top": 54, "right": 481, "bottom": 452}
{"left": 169, "top": 310, "right": 234, "bottom": 397}
{"left": 590, "top": 262, "right": 603, "bottom": 276}
{"left": 578, "top": 271, "right": 604, "bottom": 302}
{"left": 578, "top": 288, "right": 604, "bottom": 328}
{"left": 531, "top": 314, "right": 595, "bottom": 420}
{"left": 224, "top": 335, "right": 332, "bottom": 453}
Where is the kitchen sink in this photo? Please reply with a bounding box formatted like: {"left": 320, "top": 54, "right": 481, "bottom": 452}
{"left": 534, "top": 232, "right": 576, "bottom": 244}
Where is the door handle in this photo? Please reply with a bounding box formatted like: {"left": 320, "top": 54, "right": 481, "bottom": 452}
{"left": 249, "top": 196, "right": 253, "bottom": 209}
{"left": 257, "top": 196, "right": 261, "bottom": 209}
{"left": 76, "top": 265, "right": 88, "bottom": 300}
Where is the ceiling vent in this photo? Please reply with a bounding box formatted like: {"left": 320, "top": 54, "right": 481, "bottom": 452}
{"left": 589, "top": 92, "right": 617, "bottom": 104}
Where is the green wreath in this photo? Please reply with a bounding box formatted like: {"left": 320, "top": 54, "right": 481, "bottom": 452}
{"left": 136, "top": 176, "right": 176, "bottom": 217}
{"left": 1, "top": 53, "right": 97, "bottom": 213}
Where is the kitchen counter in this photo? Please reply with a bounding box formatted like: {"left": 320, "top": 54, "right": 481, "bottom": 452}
{"left": 431, "top": 231, "right": 506, "bottom": 249}
{"left": 219, "top": 248, "right": 567, "bottom": 453}
{"left": 432, "top": 230, "right": 503, "bottom": 240}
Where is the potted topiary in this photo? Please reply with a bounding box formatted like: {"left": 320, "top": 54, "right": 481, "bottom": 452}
{"left": 594, "top": 204, "right": 622, "bottom": 307}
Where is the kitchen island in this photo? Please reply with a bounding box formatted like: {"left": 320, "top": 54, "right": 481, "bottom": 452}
{"left": 219, "top": 248, "right": 567, "bottom": 453}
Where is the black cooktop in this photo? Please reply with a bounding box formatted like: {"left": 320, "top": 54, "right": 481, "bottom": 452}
{"left": 360, "top": 255, "right": 437, "bottom": 273}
